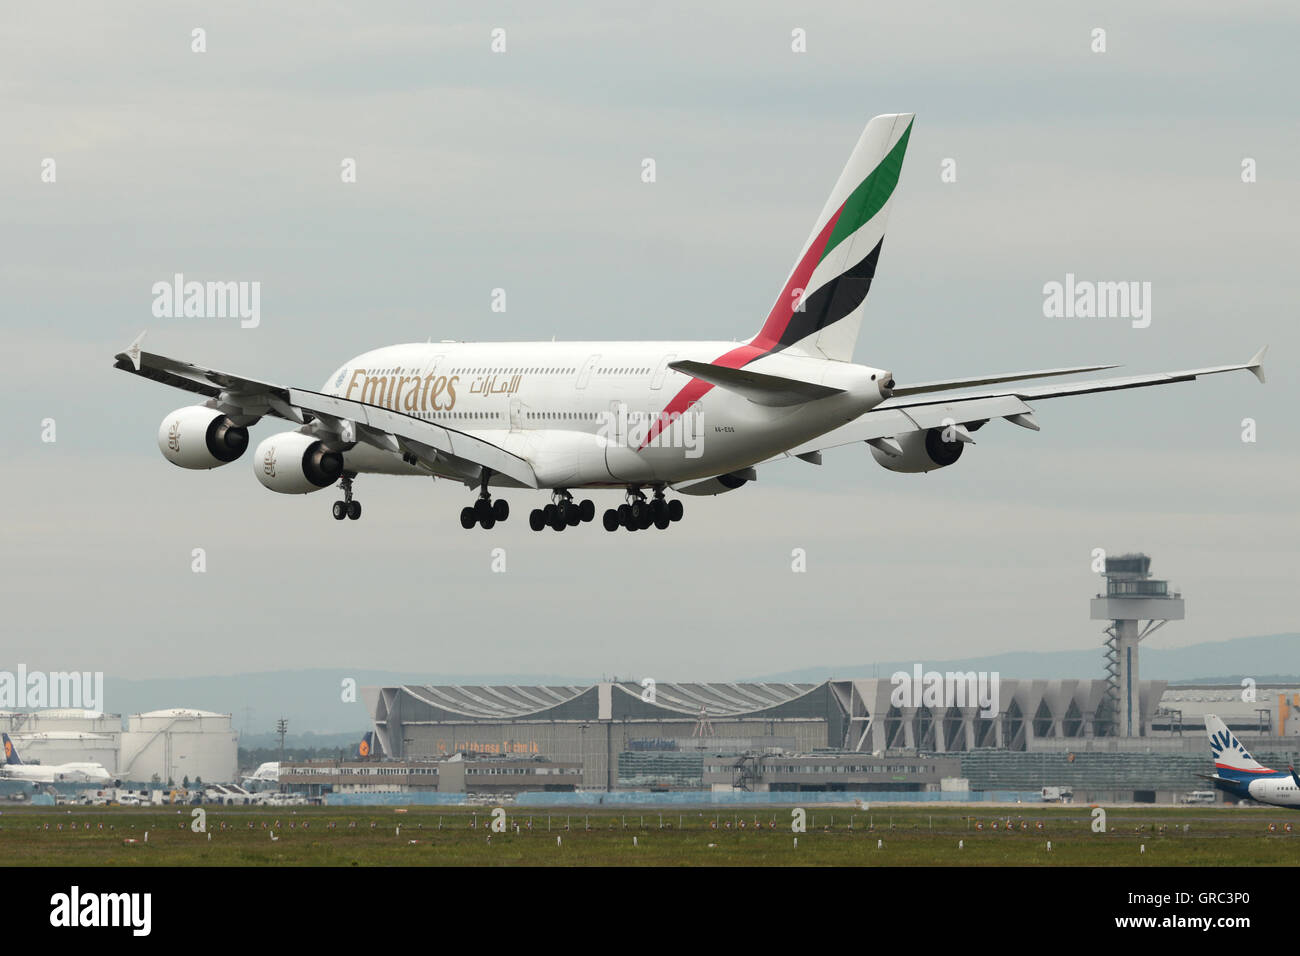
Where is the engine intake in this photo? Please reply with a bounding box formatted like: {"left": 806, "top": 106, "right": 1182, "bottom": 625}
{"left": 254, "top": 431, "right": 345, "bottom": 494}
{"left": 158, "top": 406, "right": 250, "bottom": 470}
{"left": 870, "top": 427, "right": 965, "bottom": 474}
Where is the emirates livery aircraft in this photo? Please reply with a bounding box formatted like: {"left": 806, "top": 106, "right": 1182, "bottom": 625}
{"left": 115, "top": 113, "right": 1266, "bottom": 533}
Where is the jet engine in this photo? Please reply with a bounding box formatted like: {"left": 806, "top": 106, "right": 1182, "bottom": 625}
{"left": 157, "top": 406, "right": 250, "bottom": 469}
{"left": 253, "top": 431, "right": 345, "bottom": 494}
{"left": 870, "top": 427, "right": 966, "bottom": 474}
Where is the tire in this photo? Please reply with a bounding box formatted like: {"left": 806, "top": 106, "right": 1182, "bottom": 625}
{"left": 637, "top": 510, "right": 653, "bottom": 530}
{"left": 460, "top": 507, "right": 477, "bottom": 529}
{"left": 651, "top": 499, "right": 667, "bottom": 519}
{"left": 493, "top": 498, "right": 509, "bottom": 522}
{"left": 480, "top": 513, "right": 495, "bottom": 530}
{"left": 551, "top": 513, "right": 566, "bottom": 531}
{"left": 529, "top": 509, "right": 546, "bottom": 531}
{"left": 668, "top": 499, "right": 684, "bottom": 522}
{"left": 475, "top": 499, "right": 492, "bottom": 521}
{"left": 579, "top": 499, "right": 596, "bottom": 523}
{"left": 347, "top": 500, "right": 361, "bottom": 520}
{"left": 544, "top": 504, "right": 558, "bottom": 524}
{"left": 654, "top": 511, "right": 670, "bottom": 530}
{"left": 602, "top": 509, "right": 619, "bottom": 532}
{"left": 630, "top": 500, "right": 645, "bottom": 520}
{"left": 332, "top": 501, "right": 346, "bottom": 520}
{"left": 566, "top": 507, "right": 581, "bottom": 527}
{"left": 617, "top": 504, "right": 632, "bottom": 527}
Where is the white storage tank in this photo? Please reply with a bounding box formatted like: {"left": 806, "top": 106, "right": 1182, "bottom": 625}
{"left": 119, "top": 709, "right": 238, "bottom": 785}
{"left": 1, "top": 710, "right": 121, "bottom": 736}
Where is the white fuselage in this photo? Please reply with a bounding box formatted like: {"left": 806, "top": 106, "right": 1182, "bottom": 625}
{"left": 1244, "top": 775, "right": 1300, "bottom": 807}
{"left": 321, "top": 341, "right": 890, "bottom": 489}
{"left": 2, "top": 763, "right": 112, "bottom": 785}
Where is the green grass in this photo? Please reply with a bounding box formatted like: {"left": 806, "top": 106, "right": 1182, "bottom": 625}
{"left": 1, "top": 804, "right": 1296, "bottom": 866}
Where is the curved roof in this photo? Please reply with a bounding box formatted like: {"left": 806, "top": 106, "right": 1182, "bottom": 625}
{"left": 391, "top": 681, "right": 820, "bottom": 721}
{"left": 134, "top": 708, "right": 228, "bottom": 719}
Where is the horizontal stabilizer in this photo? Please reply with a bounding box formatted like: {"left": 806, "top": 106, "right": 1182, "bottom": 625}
{"left": 669, "top": 360, "right": 845, "bottom": 407}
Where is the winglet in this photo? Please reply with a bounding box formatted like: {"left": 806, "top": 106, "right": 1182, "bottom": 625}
{"left": 1247, "top": 345, "right": 1267, "bottom": 384}
{"left": 115, "top": 330, "right": 147, "bottom": 371}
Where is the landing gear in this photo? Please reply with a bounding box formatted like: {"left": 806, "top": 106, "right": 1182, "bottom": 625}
{"left": 332, "top": 474, "right": 361, "bottom": 521}
{"left": 462, "top": 473, "right": 509, "bottom": 530}
{"left": 530, "top": 491, "right": 596, "bottom": 532}
{"left": 604, "top": 488, "right": 682, "bottom": 532}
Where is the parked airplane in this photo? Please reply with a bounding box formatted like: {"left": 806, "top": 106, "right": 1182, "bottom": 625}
{"left": 1, "top": 733, "right": 113, "bottom": 786}
{"left": 114, "top": 113, "right": 1266, "bottom": 532}
{"left": 1202, "top": 715, "right": 1300, "bottom": 809}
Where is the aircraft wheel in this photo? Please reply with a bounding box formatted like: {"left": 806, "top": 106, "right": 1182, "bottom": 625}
{"left": 493, "top": 499, "right": 509, "bottom": 522}
{"left": 668, "top": 499, "right": 684, "bottom": 522}
{"left": 347, "top": 500, "right": 362, "bottom": 520}
{"left": 579, "top": 499, "right": 596, "bottom": 523}
{"left": 602, "top": 509, "right": 620, "bottom": 532}
{"left": 474, "top": 499, "right": 492, "bottom": 521}
{"left": 566, "top": 507, "right": 581, "bottom": 527}
{"left": 480, "top": 513, "right": 496, "bottom": 530}
{"left": 460, "top": 507, "right": 477, "bottom": 529}
{"left": 654, "top": 511, "right": 670, "bottom": 530}
{"left": 637, "top": 510, "right": 653, "bottom": 530}
{"left": 617, "top": 504, "right": 632, "bottom": 527}
{"left": 630, "top": 500, "right": 645, "bottom": 521}
{"left": 332, "top": 501, "right": 347, "bottom": 521}
{"left": 529, "top": 509, "right": 546, "bottom": 531}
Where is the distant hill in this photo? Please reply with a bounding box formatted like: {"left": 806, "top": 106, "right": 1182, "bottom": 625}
{"left": 104, "top": 669, "right": 593, "bottom": 735}
{"left": 748, "top": 633, "right": 1300, "bottom": 685}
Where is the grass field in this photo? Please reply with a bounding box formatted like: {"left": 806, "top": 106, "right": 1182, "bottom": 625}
{"left": 2, "top": 803, "right": 1297, "bottom": 866}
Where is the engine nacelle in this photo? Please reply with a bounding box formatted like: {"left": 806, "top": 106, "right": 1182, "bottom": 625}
{"left": 158, "top": 406, "right": 250, "bottom": 470}
{"left": 870, "top": 427, "right": 965, "bottom": 474}
{"left": 253, "top": 431, "right": 345, "bottom": 494}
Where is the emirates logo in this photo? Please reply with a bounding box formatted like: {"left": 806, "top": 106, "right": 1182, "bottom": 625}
{"left": 167, "top": 421, "right": 181, "bottom": 452}
{"left": 263, "top": 447, "right": 277, "bottom": 478}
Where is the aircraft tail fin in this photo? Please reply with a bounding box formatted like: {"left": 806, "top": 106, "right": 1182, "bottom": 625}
{"left": 2, "top": 733, "right": 22, "bottom": 765}
{"left": 1205, "top": 714, "right": 1273, "bottom": 779}
{"left": 753, "top": 112, "right": 914, "bottom": 363}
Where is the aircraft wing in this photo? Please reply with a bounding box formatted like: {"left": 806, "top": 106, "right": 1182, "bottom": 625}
{"left": 769, "top": 347, "right": 1267, "bottom": 462}
{"left": 113, "top": 333, "right": 540, "bottom": 488}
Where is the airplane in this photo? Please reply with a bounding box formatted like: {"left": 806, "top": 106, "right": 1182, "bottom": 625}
{"left": 1, "top": 733, "right": 114, "bottom": 786}
{"left": 114, "top": 112, "right": 1267, "bottom": 532}
{"left": 1201, "top": 715, "right": 1300, "bottom": 809}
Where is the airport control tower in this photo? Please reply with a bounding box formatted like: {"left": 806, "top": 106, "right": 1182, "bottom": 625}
{"left": 1090, "top": 553, "right": 1184, "bottom": 737}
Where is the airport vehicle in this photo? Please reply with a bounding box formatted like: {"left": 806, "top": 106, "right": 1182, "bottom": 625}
{"left": 114, "top": 113, "right": 1266, "bottom": 532}
{"left": 1, "top": 734, "right": 113, "bottom": 786}
{"left": 1202, "top": 715, "right": 1300, "bottom": 808}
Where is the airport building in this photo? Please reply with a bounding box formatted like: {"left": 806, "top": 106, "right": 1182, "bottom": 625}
{"left": 280, "top": 752, "right": 583, "bottom": 797}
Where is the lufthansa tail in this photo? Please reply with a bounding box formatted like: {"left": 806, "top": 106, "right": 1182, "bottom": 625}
{"left": 753, "top": 112, "right": 913, "bottom": 363}
{"left": 2, "top": 733, "right": 22, "bottom": 765}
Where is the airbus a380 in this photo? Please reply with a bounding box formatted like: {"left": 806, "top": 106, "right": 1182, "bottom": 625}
{"left": 115, "top": 113, "right": 1266, "bottom": 532}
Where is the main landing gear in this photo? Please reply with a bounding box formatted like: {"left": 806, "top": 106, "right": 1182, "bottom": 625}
{"left": 602, "top": 488, "right": 682, "bottom": 532}
{"left": 331, "top": 474, "right": 362, "bottom": 521}
{"left": 529, "top": 491, "right": 595, "bottom": 532}
{"left": 461, "top": 479, "right": 509, "bottom": 530}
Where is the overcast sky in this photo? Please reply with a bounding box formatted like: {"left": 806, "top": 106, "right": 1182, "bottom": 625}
{"left": 3, "top": 2, "right": 1296, "bottom": 693}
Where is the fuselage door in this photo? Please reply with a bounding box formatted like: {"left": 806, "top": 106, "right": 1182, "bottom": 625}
{"left": 509, "top": 396, "right": 523, "bottom": 432}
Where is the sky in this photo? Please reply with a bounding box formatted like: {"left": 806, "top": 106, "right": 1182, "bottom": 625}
{"left": 2, "top": 2, "right": 1297, "bottom": 703}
